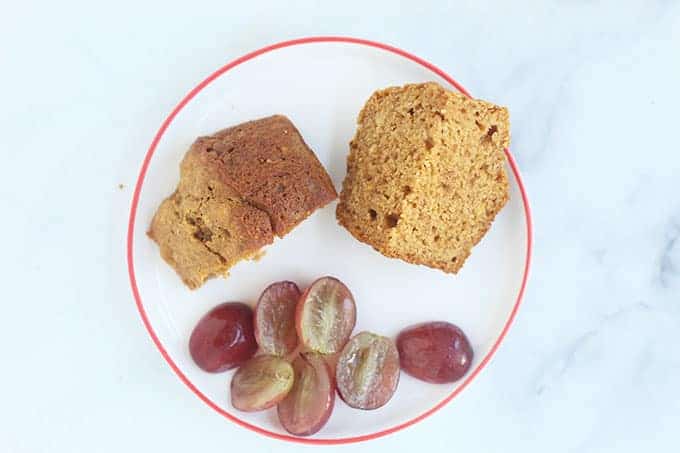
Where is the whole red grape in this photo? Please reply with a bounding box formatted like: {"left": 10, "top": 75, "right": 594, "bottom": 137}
{"left": 396, "top": 321, "right": 473, "bottom": 384}
{"left": 189, "top": 302, "right": 257, "bottom": 372}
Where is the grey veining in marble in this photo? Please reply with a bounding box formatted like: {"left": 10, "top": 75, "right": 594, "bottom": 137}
{"left": 1, "top": 1, "right": 678, "bottom": 452}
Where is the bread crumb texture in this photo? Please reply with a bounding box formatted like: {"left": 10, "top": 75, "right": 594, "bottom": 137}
{"left": 149, "top": 115, "right": 336, "bottom": 289}
{"left": 336, "top": 82, "right": 510, "bottom": 273}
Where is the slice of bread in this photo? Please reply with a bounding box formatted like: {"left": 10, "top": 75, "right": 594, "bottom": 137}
{"left": 336, "top": 83, "right": 510, "bottom": 273}
{"left": 149, "top": 115, "right": 337, "bottom": 289}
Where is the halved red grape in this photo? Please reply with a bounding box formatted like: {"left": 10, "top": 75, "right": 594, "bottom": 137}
{"left": 296, "top": 276, "right": 356, "bottom": 354}
{"left": 230, "top": 355, "right": 294, "bottom": 412}
{"left": 189, "top": 302, "right": 257, "bottom": 372}
{"left": 277, "top": 352, "right": 335, "bottom": 436}
{"left": 254, "top": 281, "right": 300, "bottom": 356}
{"left": 335, "top": 331, "right": 399, "bottom": 410}
{"left": 396, "top": 321, "right": 473, "bottom": 383}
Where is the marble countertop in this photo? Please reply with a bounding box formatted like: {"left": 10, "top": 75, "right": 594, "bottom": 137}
{"left": 2, "top": 1, "right": 678, "bottom": 451}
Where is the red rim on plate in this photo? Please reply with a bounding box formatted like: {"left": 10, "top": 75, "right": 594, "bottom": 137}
{"left": 127, "top": 36, "right": 533, "bottom": 445}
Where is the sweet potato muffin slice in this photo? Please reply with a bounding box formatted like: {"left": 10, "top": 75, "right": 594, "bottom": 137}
{"left": 149, "top": 115, "right": 337, "bottom": 289}
{"left": 336, "top": 83, "right": 509, "bottom": 273}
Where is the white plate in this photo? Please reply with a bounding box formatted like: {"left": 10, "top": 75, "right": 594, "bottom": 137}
{"left": 127, "top": 37, "right": 532, "bottom": 445}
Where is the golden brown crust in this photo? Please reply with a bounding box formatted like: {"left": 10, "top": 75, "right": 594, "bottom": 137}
{"left": 190, "top": 115, "right": 337, "bottom": 236}
{"left": 336, "top": 82, "right": 510, "bottom": 273}
{"left": 149, "top": 115, "right": 336, "bottom": 289}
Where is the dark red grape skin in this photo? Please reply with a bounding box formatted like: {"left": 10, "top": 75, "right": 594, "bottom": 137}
{"left": 396, "top": 321, "right": 473, "bottom": 384}
{"left": 189, "top": 302, "right": 257, "bottom": 373}
{"left": 277, "top": 353, "right": 335, "bottom": 436}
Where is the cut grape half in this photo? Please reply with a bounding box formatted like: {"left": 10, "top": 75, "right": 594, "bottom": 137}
{"left": 335, "top": 331, "right": 400, "bottom": 410}
{"left": 296, "top": 276, "right": 356, "bottom": 354}
{"left": 277, "top": 352, "right": 335, "bottom": 436}
{"left": 254, "top": 281, "right": 301, "bottom": 356}
{"left": 230, "top": 355, "right": 294, "bottom": 412}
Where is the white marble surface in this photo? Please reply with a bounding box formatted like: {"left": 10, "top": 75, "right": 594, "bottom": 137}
{"left": 1, "top": 1, "right": 679, "bottom": 451}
